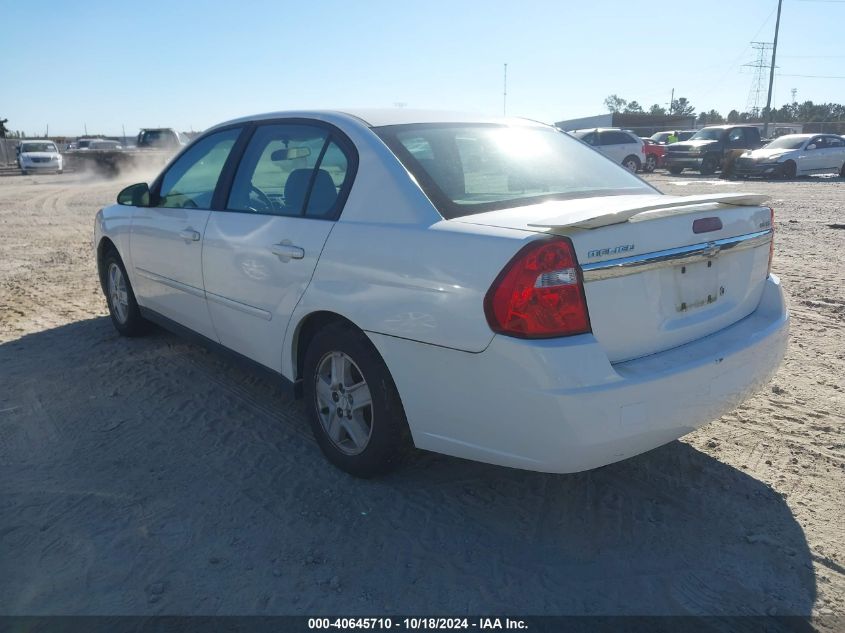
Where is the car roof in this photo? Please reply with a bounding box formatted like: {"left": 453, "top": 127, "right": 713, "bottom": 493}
{"left": 213, "top": 108, "right": 549, "bottom": 130}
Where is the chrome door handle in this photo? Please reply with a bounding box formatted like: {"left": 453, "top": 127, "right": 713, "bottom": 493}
{"left": 270, "top": 242, "right": 305, "bottom": 262}
{"left": 179, "top": 229, "right": 201, "bottom": 242}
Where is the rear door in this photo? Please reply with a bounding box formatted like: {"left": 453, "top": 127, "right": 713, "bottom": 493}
{"left": 129, "top": 127, "right": 242, "bottom": 340}
{"left": 201, "top": 121, "right": 356, "bottom": 371}
{"left": 821, "top": 136, "right": 845, "bottom": 173}
{"left": 597, "top": 131, "right": 624, "bottom": 163}
{"left": 599, "top": 130, "right": 640, "bottom": 164}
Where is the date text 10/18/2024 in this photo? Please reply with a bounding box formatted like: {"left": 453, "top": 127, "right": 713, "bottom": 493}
{"left": 307, "top": 618, "right": 528, "bottom": 630}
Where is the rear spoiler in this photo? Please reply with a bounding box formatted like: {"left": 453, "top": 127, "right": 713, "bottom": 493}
{"left": 527, "top": 193, "right": 770, "bottom": 230}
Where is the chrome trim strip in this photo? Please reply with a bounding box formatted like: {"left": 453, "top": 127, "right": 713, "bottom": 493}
{"left": 135, "top": 267, "right": 206, "bottom": 298}
{"left": 205, "top": 291, "right": 273, "bottom": 321}
{"left": 581, "top": 229, "right": 772, "bottom": 282}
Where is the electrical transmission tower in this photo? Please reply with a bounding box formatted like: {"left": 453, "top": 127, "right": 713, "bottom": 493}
{"left": 743, "top": 42, "right": 773, "bottom": 117}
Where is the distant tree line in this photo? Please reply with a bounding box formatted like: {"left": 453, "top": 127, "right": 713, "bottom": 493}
{"left": 603, "top": 95, "right": 845, "bottom": 126}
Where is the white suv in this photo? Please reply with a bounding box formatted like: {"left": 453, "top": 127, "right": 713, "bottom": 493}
{"left": 18, "top": 140, "right": 63, "bottom": 175}
{"left": 570, "top": 128, "right": 645, "bottom": 172}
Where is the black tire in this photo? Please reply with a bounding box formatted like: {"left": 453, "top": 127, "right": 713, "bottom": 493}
{"left": 644, "top": 155, "right": 657, "bottom": 173}
{"left": 101, "top": 248, "right": 150, "bottom": 337}
{"left": 622, "top": 155, "right": 641, "bottom": 173}
{"left": 782, "top": 160, "right": 797, "bottom": 179}
{"left": 303, "top": 322, "right": 412, "bottom": 477}
{"left": 839, "top": 162, "right": 844, "bottom": 178}
{"left": 21, "top": 170, "right": 28, "bottom": 176}
{"left": 668, "top": 166, "right": 683, "bottom": 175}
{"left": 700, "top": 155, "right": 719, "bottom": 175}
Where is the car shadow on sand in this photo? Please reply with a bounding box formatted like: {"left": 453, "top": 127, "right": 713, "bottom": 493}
{"left": 0, "top": 317, "right": 817, "bottom": 621}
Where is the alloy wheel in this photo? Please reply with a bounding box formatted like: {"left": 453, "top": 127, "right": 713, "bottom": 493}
{"left": 314, "top": 351, "right": 374, "bottom": 455}
{"left": 107, "top": 262, "right": 129, "bottom": 324}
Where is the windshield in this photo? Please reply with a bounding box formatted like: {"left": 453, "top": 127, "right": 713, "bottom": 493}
{"left": 21, "top": 142, "right": 57, "bottom": 153}
{"left": 764, "top": 136, "right": 807, "bottom": 150}
{"left": 375, "top": 124, "right": 654, "bottom": 219}
{"left": 689, "top": 128, "right": 724, "bottom": 141}
{"left": 140, "top": 130, "right": 178, "bottom": 146}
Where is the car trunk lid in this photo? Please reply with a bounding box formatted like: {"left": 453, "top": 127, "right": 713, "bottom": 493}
{"left": 452, "top": 193, "right": 773, "bottom": 362}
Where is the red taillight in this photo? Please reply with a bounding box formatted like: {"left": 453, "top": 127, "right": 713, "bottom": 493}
{"left": 768, "top": 207, "right": 775, "bottom": 276}
{"left": 484, "top": 237, "right": 591, "bottom": 338}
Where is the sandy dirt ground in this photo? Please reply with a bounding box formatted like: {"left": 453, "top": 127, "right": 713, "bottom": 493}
{"left": 0, "top": 169, "right": 843, "bottom": 623}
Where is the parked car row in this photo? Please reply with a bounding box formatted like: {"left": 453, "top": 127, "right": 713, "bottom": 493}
{"left": 569, "top": 125, "right": 845, "bottom": 179}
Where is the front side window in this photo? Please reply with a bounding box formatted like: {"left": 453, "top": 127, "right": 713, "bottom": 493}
{"left": 376, "top": 124, "right": 655, "bottom": 219}
{"left": 601, "top": 131, "right": 635, "bottom": 145}
{"left": 157, "top": 128, "right": 241, "bottom": 209}
{"left": 807, "top": 137, "right": 826, "bottom": 150}
{"left": 227, "top": 124, "right": 351, "bottom": 219}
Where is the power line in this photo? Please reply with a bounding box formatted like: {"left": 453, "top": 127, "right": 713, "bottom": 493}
{"left": 777, "top": 73, "right": 845, "bottom": 79}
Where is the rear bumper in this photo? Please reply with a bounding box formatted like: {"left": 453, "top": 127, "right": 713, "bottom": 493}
{"left": 368, "top": 275, "right": 788, "bottom": 473}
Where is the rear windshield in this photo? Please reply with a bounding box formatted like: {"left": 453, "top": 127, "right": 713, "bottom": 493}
{"left": 375, "top": 124, "right": 654, "bottom": 219}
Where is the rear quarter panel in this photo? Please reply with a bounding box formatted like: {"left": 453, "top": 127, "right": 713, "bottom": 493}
{"left": 284, "top": 220, "right": 536, "bottom": 377}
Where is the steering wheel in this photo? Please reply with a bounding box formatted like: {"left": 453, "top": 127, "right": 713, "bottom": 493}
{"left": 248, "top": 184, "right": 274, "bottom": 212}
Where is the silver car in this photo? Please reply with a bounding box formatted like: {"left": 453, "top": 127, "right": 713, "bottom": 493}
{"left": 735, "top": 134, "right": 845, "bottom": 178}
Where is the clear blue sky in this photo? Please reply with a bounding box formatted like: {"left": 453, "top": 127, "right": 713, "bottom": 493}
{"left": 4, "top": 0, "right": 844, "bottom": 137}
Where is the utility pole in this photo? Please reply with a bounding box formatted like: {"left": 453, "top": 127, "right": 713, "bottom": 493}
{"left": 503, "top": 63, "right": 508, "bottom": 116}
{"left": 763, "top": 0, "right": 783, "bottom": 137}
{"left": 669, "top": 88, "right": 674, "bottom": 113}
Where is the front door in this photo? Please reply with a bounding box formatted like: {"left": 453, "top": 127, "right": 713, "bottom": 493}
{"left": 801, "top": 136, "right": 827, "bottom": 174}
{"left": 129, "top": 127, "right": 242, "bottom": 340}
{"left": 202, "top": 122, "right": 355, "bottom": 371}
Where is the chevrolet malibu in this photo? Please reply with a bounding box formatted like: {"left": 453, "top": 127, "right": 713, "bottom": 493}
{"left": 94, "top": 110, "right": 789, "bottom": 477}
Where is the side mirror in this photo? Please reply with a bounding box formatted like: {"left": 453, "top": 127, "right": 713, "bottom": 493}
{"left": 117, "top": 182, "right": 150, "bottom": 207}
{"left": 806, "top": 144, "right": 817, "bottom": 151}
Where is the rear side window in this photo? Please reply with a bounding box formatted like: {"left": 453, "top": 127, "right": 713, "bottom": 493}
{"left": 600, "top": 131, "right": 635, "bottom": 145}
{"left": 827, "top": 137, "right": 844, "bottom": 148}
{"left": 226, "top": 124, "right": 351, "bottom": 219}
{"left": 157, "top": 128, "right": 241, "bottom": 209}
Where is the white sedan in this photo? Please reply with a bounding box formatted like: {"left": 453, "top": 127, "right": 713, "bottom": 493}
{"left": 94, "top": 109, "right": 789, "bottom": 477}
{"left": 735, "top": 133, "right": 845, "bottom": 178}
{"left": 18, "top": 140, "right": 63, "bottom": 175}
